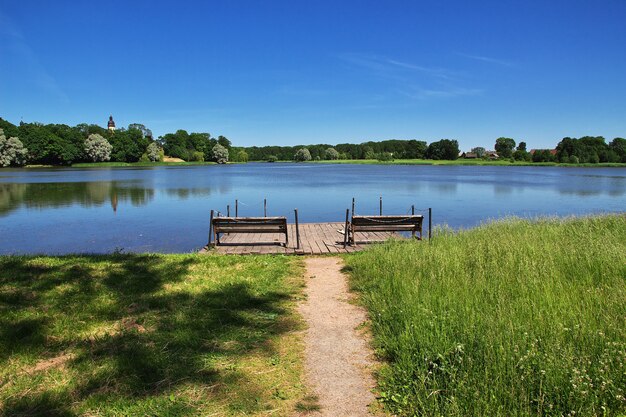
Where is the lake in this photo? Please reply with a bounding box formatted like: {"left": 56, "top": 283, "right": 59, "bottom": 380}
{"left": 1, "top": 163, "right": 624, "bottom": 254}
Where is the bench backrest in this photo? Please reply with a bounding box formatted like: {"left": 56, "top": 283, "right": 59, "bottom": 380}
{"left": 213, "top": 216, "right": 287, "bottom": 231}
{"left": 351, "top": 215, "right": 423, "bottom": 228}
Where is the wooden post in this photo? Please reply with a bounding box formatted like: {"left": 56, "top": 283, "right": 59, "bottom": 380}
{"left": 208, "top": 210, "right": 214, "bottom": 247}
{"left": 428, "top": 207, "right": 432, "bottom": 241}
{"left": 227, "top": 205, "right": 230, "bottom": 217}
{"left": 235, "top": 199, "right": 238, "bottom": 217}
{"left": 379, "top": 196, "right": 382, "bottom": 215}
{"left": 264, "top": 198, "right": 267, "bottom": 217}
{"left": 343, "top": 208, "right": 350, "bottom": 247}
{"left": 294, "top": 209, "right": 300, "bottom": 249}
{"left": 351, "top": 197, "right": 355, "bottom": 217}
{"left": 412, "top": 205, "right": 415, "bottom": 215}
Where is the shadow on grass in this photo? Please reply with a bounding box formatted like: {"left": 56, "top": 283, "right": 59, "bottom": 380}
{"left": 0, "top": 255, "right": 295, "bottom": 416}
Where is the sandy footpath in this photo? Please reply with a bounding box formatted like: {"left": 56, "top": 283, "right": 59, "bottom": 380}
{"left": 297, "top": 257, "right": 377, "bottom": 416}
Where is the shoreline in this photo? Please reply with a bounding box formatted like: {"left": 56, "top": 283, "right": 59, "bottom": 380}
{"left": 11, "top": 159, "right": 626, "bottom": 169}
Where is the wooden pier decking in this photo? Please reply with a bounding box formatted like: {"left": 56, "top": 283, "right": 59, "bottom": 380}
{"left": 202, "top": 222, "right": 403, "bottom": 255}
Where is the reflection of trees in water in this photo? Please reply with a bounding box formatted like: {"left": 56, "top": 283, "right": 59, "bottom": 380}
{"left": 164, "top": 188, "right": 212, "bottom": 200}
{"left": 428, "top": 182, "right": 458, "bottom": 194}
{"left": 0, "top": 181, "right": 154, "bottom": 216}
{"left": 0, "top": 183, "right": 28, "bottom": 215}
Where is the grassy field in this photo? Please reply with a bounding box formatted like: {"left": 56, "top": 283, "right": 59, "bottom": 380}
{"left": 345, "top": 215, "right": 626, "bottom": 416}
{"left": 311, "top": 159, "right": 626, "bottom": 167}
{"left": 0, "top": 254, "right": 312, "bottom": 416}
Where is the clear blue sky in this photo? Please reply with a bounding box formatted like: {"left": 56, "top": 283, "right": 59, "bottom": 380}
{"left": 1, "top": 1, "right": 625, "bottom": 150}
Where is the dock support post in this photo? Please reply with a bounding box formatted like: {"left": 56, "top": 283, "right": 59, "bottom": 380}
{"left": 343, "top": 208, "right": 350, "bottom": 248}
{"left": 264, "top": 198, "right": 267, "bottom": 217}
{"left": 227, "top": 205, "right": 230, "bottom": 217}
{"left": 412, "top": 205, "right": 415, "bottom": 215}
{"left": 351, "top": 197, "right": 355, "bottom": 217}
{"left": 294, "top": 208, "right": 300, "bottom": 250}
{"left": 428, "top": 207, "right": 432, "bottom": 241}
{"left": 235, "top": 199, "right": 238, "bottom": 217}
{"left": 379, "top": 196, "right": 382, "bottom": 215}
{"left": 208, "top": 210, "right": 214, "bottom": 247}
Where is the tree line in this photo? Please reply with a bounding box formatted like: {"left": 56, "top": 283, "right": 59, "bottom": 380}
{"left": 0, "top": 118, "right": 233, "bottom": 166}
{"left": 1, "top": 117, "right": 624, "bottom": 166}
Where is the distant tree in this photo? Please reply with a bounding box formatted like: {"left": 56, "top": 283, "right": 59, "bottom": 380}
{"left": 84, "top": 134, "right": 112, "bottom": 162}
{"left": 128, "top": 123, "right": 153, "bottom": 140}
{"left": 294, "top": 148, "right": 312, "bottom": 162}
{"left": 0, "top": 129, "right": 29, "bottom": 167}
{"left": 471, "top": 147, "right": 486, "bottom": 158}
{"left": 426, "top": 139, "right": 460, "bottom": 160}
{"left": 495, "top": 137, "right": 516, "bottom": 158}
{"left": 324, "top": 147, "right": 339, "bottom": 160}
{"left": 217, "top": 136, "right": 232, "bottom": 150}
{"left": 233, "top": 149, "right": 249, "bottom": 162}
{"left": 267, "top": 155, "right": 278, "bottom": 163}
{"left": 513, "top": 149, "right": 531, "bottom": 161}
{"left": 189, "top": 151, "right": 205, "bottom": 162}
{"left": 376, "top": 152, "right": 394, "bottom": 162}
{"left": 517, "top": 141, "right": 527, "bottom": 151}
{"left": 146, "top": 142, "right": 161, "bottom": 162}
{"left": 609, "top": 138, "right": 626, "bottom": 162}
{"left": 212, "top": 144, "right": 229, "bottom": 164}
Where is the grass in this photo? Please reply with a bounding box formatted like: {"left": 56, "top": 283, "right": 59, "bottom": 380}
{"left": 0, "top": 254, "right": 308, "bottom": 416}
{"left": 311, "top": 159, "right": 626, "bottom": 167}
{"left": 345, "top": 215, "right": 626, "bottom": 416}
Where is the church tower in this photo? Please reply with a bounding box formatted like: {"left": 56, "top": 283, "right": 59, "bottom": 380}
{"left": 107, "top": 115, "right": 116, "bottom": 132}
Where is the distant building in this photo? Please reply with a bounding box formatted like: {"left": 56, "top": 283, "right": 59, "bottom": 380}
{"left": 462, "top": 152, "right": 478, "bottom": 159}
{"left": 107, "top": 115, "right": 116, "bottom": 132}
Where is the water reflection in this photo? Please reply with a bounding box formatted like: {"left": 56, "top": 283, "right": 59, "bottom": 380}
{"left": 0, "top": 181, "right": 154, "bottom": 216}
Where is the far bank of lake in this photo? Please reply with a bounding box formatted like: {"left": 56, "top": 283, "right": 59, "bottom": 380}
{"left": 1, "top": 163, "right": 624, "bottom": 254}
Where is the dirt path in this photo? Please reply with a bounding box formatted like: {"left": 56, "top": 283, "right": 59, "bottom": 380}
{"left": 298, "top": 257, "right": 376, "bottom": 416}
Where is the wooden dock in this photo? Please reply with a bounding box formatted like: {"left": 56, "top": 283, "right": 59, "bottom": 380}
{"left": 201, "top": 222, "right": 404, "bottom": 255}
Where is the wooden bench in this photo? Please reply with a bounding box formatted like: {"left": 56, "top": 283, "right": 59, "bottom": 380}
{"left": 343, "top": 213, "right": 423, "bottom": 246}
{"left": 210, "top": 216, "right": 289, "bottom": 247}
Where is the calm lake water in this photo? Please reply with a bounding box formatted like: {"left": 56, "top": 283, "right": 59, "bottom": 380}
{"left": 1, "top": 163, "right": 624, "bottom": 254}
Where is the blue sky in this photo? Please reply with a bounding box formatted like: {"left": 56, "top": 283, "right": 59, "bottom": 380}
{"left": 1, "top": 1, "right": 625, "bottom": 150}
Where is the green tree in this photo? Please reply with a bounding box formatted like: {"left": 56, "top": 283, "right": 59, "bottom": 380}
{"left": 426, "top": 139, "right": 460, "bottom": 160}
{"left": 294, "top": 148, "right": 312, "bottom": 162}
{"left": 84, "top": 134, "right": 112, "bottom": 162}
{"left": 517, "top": 141, "right": 527, "bottom": 151}
{"left": 495, "top": 137, "right": 516, "bottom": 158}
{"left": 324, "top": 147, "right": 339, "bottom": 160}
{"left": 217, "top": 136, "right": 231, "bottom": 150}
{"left": 146, "top": 142, "right": 161, "bottom": 162}
{"left": 0, "top": 129, "right": 29, "bottom": 167}
{"left": 212, "top": 144, "right": 229, "bottom": 164}
{"left": 234, "top": 149, "right": 249, "bottom": 162}
{"left": 471, "top": 147, "right": 486, "bottom": 158}
{"left": 609, "top": 138, "right": 626, "bottom": 162}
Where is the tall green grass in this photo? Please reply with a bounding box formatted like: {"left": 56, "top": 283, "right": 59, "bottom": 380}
{"left": 346, "top": 215, "right": 626, "bottom": 416}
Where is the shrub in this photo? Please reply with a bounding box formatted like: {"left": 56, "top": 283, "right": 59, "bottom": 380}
{"left": 267, "top": 155, "right": 278, "bottom": 163}
{"left": 0, "top": 129, "right": 29, "bottom": 166}
{"left": 294, "top": 148, "right": 312, "bottom": 162}
{"left": 146, "top": 142, "right": 161, "bottom": 162}
{"left": 324, "top": 147, "right": 339, "bottom": 160}
{"left": 212, "top": 144, "right": 228, "bottom": 164}
{"left": 84, "top": 133, "right": 112, "bottom": 162}
{"left": 376, "top": 152, "right": 394, "bottom": 162}
{"left": 189, "top": 151, "right": 205, "bottom": 162}
{"left": 568, "top": 155, "right": 580, "bottom": 164}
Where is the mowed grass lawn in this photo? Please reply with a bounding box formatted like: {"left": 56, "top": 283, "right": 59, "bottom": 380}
{"left": 346, "top": 215, "right": 626, "bottom": 416}
{"left": 0, "top": 254, "right": 310, "bottom": 416}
